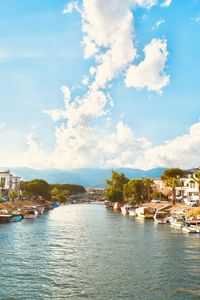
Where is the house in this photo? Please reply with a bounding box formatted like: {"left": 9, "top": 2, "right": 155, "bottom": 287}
{"left": 152, "top": 178, "right": 171, "bottom": 197}
{"left": 0, "top": 170, "right": 21, "bottom": 196}
{"left": 175, "top": 174, "right": 199, "bottom": 200}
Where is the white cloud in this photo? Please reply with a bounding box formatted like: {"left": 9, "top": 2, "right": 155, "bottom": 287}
{"left": 161, "top": 0, "right": 173, "bottom": 7}
{"left": 25, "top": 133, "right": 46, "bottom": 168}
{"left": 100, "top": 121, "right": 151, "bottom": 168}
{"left": 25, "top": 1, "right": 173, "bottom": 170}
{"left": 25, "top": 115, "right": 200, "bottom": 170}
{"left": 136, "top": 122, "right": 200, "bottom": 170}
{"left": 63, "top": 1, "right": 80, "bottom": 14}
{"left": 82, "top": 75, "right": 89, "bottom": 85}
{"left": 152, "top": 19, "right": 166, "bottom": 30}
{"left": 81, "top": 0, "right": 137, "bottom": 89}
{"left": 125, "top": 38, "right": 169, "bottom": 94}
{"left": 191, "top": 15, "right": 200, "bottom": 23}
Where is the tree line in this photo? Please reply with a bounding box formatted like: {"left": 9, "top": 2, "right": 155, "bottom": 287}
{"left": 15, "top": 179, "right": 86, "bottom": 203}
{"left": 105, "top": 168, "right": 200, "bottom": 205}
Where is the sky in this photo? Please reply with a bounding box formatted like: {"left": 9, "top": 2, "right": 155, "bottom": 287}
{"left": 0, "top": 0, "right": 200, "bottom": 170}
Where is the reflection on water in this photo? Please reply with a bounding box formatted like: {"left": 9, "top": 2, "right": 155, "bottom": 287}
{"left": 0, "top": 204, "right": 200, "bottom": 299}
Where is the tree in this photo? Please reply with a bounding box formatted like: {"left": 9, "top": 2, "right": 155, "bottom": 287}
{"left": 50, "top": 187, "right": 70, "bottom": 203}
{"left": 50, "top": 184, "right": 86, "bottom": 195}
{"left": 105, "top": 170, "right": 129, "bottom": 202}
{"left": 9, "top": 191, "right": 18, "bottom": 201}
{"left": 161, "top": 168, "right": 184, "bottom": 205}
{"left": 20, "top": 179, "right": 50, "bottom": 199}
{"left": 143, "top": 177, "right": 153, "bottom": 202}
{"left": 192, "top": 169, "right": 200, "bottom": 204}
{"left": 123, "top": 179, "right": 145, "bottom": 204}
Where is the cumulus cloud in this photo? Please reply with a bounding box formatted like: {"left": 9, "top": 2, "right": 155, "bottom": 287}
{"left": 136, "top": 122, "right": 200, "bottom": 170}
{"left": 25, "top": 116, "right": 200, "bottom": 170}
{"left": 81, "top": 0, "right": 137, "bottom": 89}
{"left": 100, "top": 121, "right": 151, "bottom": 168}
{"left": 161, "top": 0, "right": 173, "bottom": 7}
{"left": 25, "top": 1, "right": 174, "bottom": 170}
{"left": 125, "top": 38, "right": 169, "bottom": 94}
{"left": 25, "top": 133, "right": 46, "bottom": 168}
{"left": 152, "top": 19, "right": 166, "bottom": 30}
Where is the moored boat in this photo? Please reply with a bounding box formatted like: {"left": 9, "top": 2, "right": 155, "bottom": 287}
{"left": 36, "top": 205, "right": 45, "bottom": 214}
{"left": 121, "top": 205, "right": 130, "bottom": 215}
{"left": 104, "top": 200, "right": 111, "bottom": 208}
{"left": 9, "top": 215, "right": 23, "bottom": 222}
{"left": 169, "top": 217, "right": 184, "bottom": 228}
{"left": 182, "top": 225, "right": 199, "bottom": 233}
{"left": 24, "top": 210, "right": 38, "bottom": 219}
{"left": 154, "top": 212, "right": 168, "bottom": 224}
{"left": 135, "top": 207, "right": 153, "bottom": 219}
{"left": 21, "top": 208, "right": 38, "bottom": 219}
{"left": 0, "top": 215, "right": 12, "bottom": 223}
{"left": 113, "top": 202, "right": 121, "bottom": 211}
{"left": 129, "top": 209, "right": 137, "bottom": 217}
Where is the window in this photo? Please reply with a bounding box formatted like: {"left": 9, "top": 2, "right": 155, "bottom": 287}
{"left": 0, "top": 177, "right": 5, "bottom": 188}
{"left": 190, "top": 181, "right": 195, "bottom": 189}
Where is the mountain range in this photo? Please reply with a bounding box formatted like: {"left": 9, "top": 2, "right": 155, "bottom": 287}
{"left": 1, "top": 167, "right": 166, "bottom": 187}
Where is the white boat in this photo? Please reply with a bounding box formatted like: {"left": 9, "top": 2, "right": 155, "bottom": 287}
{"left": 182, "top": 226, "right": 199, "bottom": 233}
{"left": 36, "top": 205, "right": 45, "bottom": 214}
{"left": 154, "top": 212, "right": 168, "bottom": 224}
{"left": 104, "top": 200, "right": 111, "bottom": 208}
{"left": 121, "top": 205, "right": 129, "bottom": 215}
{"left": 129, "top": 209, "right": 137, "bottom": 217}
{"left": 187, "top": 225, "right": 200, "bottom": 233}
{"left": 23, "top": 209, "right": 38, "bottom": 219}
{"left": 135, "top": 207, "right": 153, "bottom": 219}
{"left": 169, "top": 217, "right": 184, "bottom": 228}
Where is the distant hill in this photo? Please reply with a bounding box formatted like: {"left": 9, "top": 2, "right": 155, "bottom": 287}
{"left": 0, "top": 167, "right": 166, "bottom": 187}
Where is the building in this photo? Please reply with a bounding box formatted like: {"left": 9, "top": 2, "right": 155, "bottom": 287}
{"left": 0, "top": 170, "right": 21, "bottom": 196}
{"left": 175, "top": 174, "right": 199, "bottom": 200}
{"left": 152, "top": 178, "right": 171, "bottom": 197}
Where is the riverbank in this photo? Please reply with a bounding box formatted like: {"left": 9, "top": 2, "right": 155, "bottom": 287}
{"left": 0, "top": 199, "right": 52, "bottom": 213}
{"left": 145, "top": 201, "right": 200, "bottom": 216}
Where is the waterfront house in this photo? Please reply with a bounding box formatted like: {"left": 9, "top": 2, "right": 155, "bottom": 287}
{"left": 0, "top": 170, "right": 21, "bottom": 197}
{"left": 175, "top": 173, "right": 199, "bottom": 202}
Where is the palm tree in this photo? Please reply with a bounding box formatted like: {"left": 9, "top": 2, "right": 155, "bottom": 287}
{"left": 192, "top": 169, "right": 200, "bottom": 205}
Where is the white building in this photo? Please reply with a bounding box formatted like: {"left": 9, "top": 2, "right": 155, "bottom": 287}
{"left": 176, "top": 174, "right": 199, "bottom": 200}
{"left": 0, "top": 170, "right": 21, "bottom": 196}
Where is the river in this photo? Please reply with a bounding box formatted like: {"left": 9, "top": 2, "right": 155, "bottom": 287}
{"left": 0, "top": 204, "right": 200, "bottom": 300}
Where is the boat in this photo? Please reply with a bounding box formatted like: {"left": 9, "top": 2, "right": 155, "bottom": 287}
{"left": 23, "top": 209, "right": 38, "bottom": 219}
{"left": 135, "top": 207, "right": 153, "bottom": 219}
{"left": 129, "top": 209, "right": 137, "bottom": 217}
{"left": 113, "top": 202, "right": 121, "bottom": 211}
{"left": 0, "top": 215, "right": 12, "bottom": 223}
{"left": 189, "top": 225, "right": 200, "bottom": 232}
{"left": 104, "top": 200, "right": 111, "bottom": 208}
{"left": 169, "top": 217, "right": 184, "bottom": 228}
{"left": 121, "top": 205, "right": 130, "bottom": 215}
{"left": 182, "top": 225, "right": 199, "bottom": 233}
{"left": 9, "top": 215, "right": 23, "bottom": 222}
{"left": 36, "top": 205, "right": 45, "bottom": 214}
{"left": 154, "top": 211, "right": 168, "bottom": 224}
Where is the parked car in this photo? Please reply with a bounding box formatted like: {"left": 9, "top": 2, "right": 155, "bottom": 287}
{"left": 184, "top": 198, "right": 197, "bottom": 207}
{"left": 1, "top": 196, "right": 9, "bottom": 202}
{"left": 151, "top": 199, "right": 161, "bottom": 203}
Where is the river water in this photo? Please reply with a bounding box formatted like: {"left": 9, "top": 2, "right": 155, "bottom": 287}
{"left": 0, "top": 204, "right": 200, "bottom": 300}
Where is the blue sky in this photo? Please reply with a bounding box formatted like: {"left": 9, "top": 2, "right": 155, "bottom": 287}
{"left": 0, "top": 0, "right": 200, "bottom": 169}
